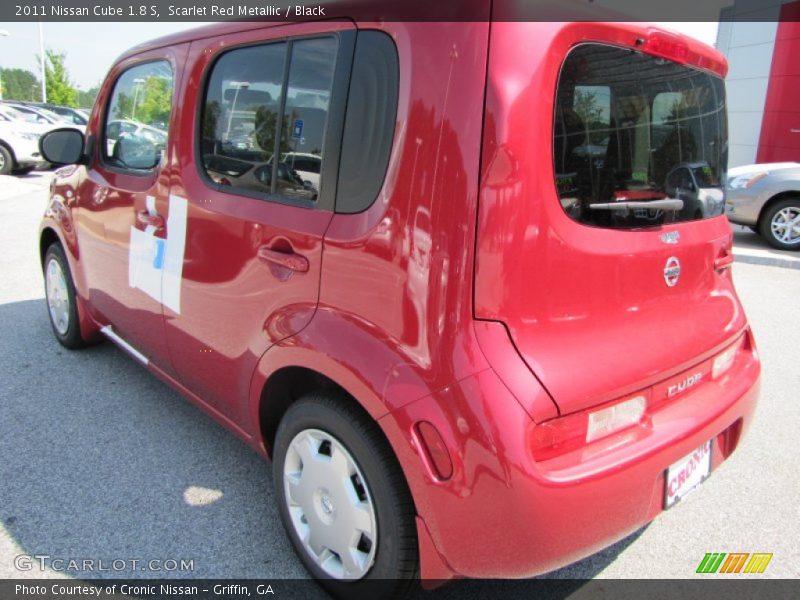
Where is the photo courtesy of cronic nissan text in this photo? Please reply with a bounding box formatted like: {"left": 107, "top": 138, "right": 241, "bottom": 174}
{"left": 0, "top": 1, "right": 798, "bottom": 600}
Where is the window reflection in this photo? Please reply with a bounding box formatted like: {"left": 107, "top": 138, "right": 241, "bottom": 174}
{"left": 554, "top": 45, "right": 727, "bottom": 228}
{"left": 104, "top": 61, "right": 173, "bottom": 171}
{"left": 201, "top": 37, "right": 337, "bottom": 202}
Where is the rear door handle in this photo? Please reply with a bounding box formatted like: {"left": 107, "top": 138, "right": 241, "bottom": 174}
{"left": 257, "top": 246, "right": 309, "bottom": 273}
{"left": 714, "top": 249, "right": 734, "bottom": 272}
{"left": 136, "top": 210, "right": 164, "bottom": 230}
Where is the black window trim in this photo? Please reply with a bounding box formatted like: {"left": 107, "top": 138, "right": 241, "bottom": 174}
{"left": 99, "top": 57, "right": 176, "bottom": 178}
{"left": 194, "top": 29, "right": 356, "bottom": 212}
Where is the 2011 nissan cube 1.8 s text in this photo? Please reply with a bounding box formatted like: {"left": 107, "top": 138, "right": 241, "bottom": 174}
{"left": 37, "top": 3, "right": 761, "bottom": 598}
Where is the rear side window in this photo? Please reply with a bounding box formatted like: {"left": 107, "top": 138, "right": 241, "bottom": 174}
{"left": 103, "top": 61, "right": 173, "bottom": 171}
{"left": 200, "top": 37, "right": 337, "bottom": 204}
{"left": 554, "top": 44, "right": 727, "bottom": 229}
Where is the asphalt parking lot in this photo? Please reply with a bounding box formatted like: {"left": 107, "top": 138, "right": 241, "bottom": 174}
{"left": 0, "top": 171, "right": 798, "bottom": 593}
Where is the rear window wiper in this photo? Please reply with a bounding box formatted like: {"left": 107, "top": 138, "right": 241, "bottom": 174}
{"left": 588, "top": 199, "right": 684, "bottom": 213}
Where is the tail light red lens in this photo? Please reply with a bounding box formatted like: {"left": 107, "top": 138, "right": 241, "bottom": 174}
{"left": 531, "top": 393, "right": 648, "bottom": 462}
{"left": 712, "top": 335, "right": 745, "bottom": 379}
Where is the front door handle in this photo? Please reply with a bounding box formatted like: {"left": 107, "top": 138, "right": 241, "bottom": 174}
{"left": 136, "top": 210, "right": 164, "bottom": 230}
{"left": 257, "top": 246, "right": 309, "bottom": 273}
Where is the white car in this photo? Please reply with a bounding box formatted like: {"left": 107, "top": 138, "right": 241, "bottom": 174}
{"left": 0, "top": 105, "right": 55, "bottom": 175}
{"left": 2, "top": 102, "right": 85, "bottom": 134}
{"left": 281, "top": 152, "right": 322, "bottom": 190}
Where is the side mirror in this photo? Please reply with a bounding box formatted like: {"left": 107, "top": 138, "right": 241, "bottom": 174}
{"left": 40, "top": 128, "right": 86, "bottom": 165}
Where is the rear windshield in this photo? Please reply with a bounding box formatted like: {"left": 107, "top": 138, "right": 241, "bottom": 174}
{"left": 554, "top": 44, "right": 727, "bottom": 229}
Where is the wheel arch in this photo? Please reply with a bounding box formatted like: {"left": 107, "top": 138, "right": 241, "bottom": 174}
{"left": 39, "top": 226, "right": 61, "bottom": 267}
{"left": 756, "top": 190, "right": 800, "bottom": 230}
{"left": 258, "top": 366, "right": 350, "bottom": 459}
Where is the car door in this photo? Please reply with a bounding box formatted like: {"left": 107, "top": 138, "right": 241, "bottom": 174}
{"left": 74, "top": 46, "right": 187, "bottom": 366}
{"left": 163, "top": 23, "right": 355, "bottom": 427}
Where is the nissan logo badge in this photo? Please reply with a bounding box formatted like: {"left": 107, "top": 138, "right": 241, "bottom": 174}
{"left": 664, "top": 256, "right": 681, "bottom": 287}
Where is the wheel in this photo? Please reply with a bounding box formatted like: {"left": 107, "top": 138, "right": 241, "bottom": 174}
{"left": 0, "top": 145, "right": 13, "bottom": 175}
{"left": 759, "top": 197, "right": 800, "bottom": 251}
{"left": 273, "top": 392, "right": 419, "bottom": 600}
{"left": 43, "top": 243, "right": 88, "bottom": 349}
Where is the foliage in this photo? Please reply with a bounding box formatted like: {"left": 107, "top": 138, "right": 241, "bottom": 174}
{"left": 44, "top": 49, "right": 78, "bottom": 106}
{"left": 112, "top": 76, "right": 172, "bottom": 127}
{"left": 0, "top": 68, "right": 41, "bottom": 101}
{"left": 76, "top": 86, "right": 100, "bottom": 110}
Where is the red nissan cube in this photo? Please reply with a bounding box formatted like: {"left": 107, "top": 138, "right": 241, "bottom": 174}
{"left": 38, "top": 4, "right": 760, "bottom": 598}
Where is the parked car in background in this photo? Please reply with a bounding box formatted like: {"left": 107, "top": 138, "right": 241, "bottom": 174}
{"left": 726, "top": 162, "right": 800, "bottom": 250}
{"left": 665, "top": 162, "right": 725, "bottom": 220}
{"left": 15, "top": 102, "right": 90, "bottom": 127}
{"left": 0, "top": 104, "right": 53, "bottom": 174}
{"left": 1, "top": 102, "right": 73, "bottom": 128}
{"left": 281, "top": 152, "right": 322, "bottom": 190}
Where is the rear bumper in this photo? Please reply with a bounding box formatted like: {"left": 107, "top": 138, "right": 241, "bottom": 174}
{"left": 382, "top": 338, "right": 760, "bottom": 579}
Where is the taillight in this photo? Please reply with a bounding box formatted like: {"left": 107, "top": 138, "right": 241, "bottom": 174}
{"left": 531, "top": 393, "right": 648, "bottom": 461}
{"left": 712, "top": 336, "right": 744, "bottom": 379}
{"left": 586, "top": 395, "right": 647, "bottom": 442}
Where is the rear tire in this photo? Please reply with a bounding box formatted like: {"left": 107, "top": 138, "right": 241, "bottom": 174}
{"left": 273, "top": 392, "right": 419, "bottom": 600}
{"left": 759, "top": 197, "right": 800, "bottom": 251}
{"left": 0, "top": 145, "right": 13, "bottom": 175}
{"left": 43, "top": 243, "right": 88, "bottom": 349}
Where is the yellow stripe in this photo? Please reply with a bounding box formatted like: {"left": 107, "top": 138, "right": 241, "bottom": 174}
{"left": 754, "top": 553, "right": 773, "bottom": 574}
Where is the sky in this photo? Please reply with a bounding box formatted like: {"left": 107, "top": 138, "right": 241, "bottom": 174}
{"left": 0, "top": 21, "right": 720, "bottom": 93}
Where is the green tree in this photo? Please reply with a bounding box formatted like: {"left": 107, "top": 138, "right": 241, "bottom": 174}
{"left": 134, "top": 76, "right": 172, "bottom": 125}
{"left": 1, "top": 68, "right": 41, "bottom": 101}
{"left": 573, "top": 89, "right": 608, "bottom": 143}
{"left": 76, "top": 85, "right": 100, "bottom": 109}
{"left": 43, "top": 49, "right": 78, "bottom": 106}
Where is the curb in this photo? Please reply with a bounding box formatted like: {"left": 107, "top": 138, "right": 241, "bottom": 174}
{"left": 733, "top": 252, "right": 800, "bottom": 270}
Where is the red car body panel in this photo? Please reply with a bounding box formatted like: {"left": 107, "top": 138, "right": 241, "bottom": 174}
{"left": 39, "top": 10, "right": 760, "bottom": 584}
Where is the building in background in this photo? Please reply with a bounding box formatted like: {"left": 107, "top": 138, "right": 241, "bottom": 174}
{"left": 717, "top": 0, "right": 800, "bottom": 166}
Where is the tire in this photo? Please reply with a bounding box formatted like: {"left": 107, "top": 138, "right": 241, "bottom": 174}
{"left": 43, "top": 243, "right": 88, "bottom": 349}
{"left": 273, "top": 392, "right": 419, "bottom": 600}
{"left": 759, "top": 197, "right": 800, "bottom": 251}
{"left": 0, "top": 145, "right": 14, "bottom": 175}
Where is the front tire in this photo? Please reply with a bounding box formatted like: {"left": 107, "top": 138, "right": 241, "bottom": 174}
{"left": 0, "top": 145, "right": 14, "bottom": 175}
{"left": 273, "top": 392, "right": 419, "bottom": 600}
{"left": 43, "top": 243, "right": 88, "bottom": 349}
{"left": 760, "top": 197, "right": 800, "bottom": 250}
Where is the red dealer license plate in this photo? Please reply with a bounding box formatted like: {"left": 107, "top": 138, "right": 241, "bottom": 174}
{"left": 664, "top": 441, "right": 712, "bottom": 509}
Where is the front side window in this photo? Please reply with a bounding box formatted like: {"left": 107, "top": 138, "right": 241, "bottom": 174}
{"left": 554, "top": 44, "right": 727, "bottom": 228}
{"left": 103, "top": 61, "right": 173, "bottom": 171}
{"left": 200, "top": 37, "right": 337, "bottom": 203}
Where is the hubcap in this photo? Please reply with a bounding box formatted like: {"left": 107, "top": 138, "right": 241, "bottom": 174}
{"left": 283, "top": 429, "right": 378, "bottom": 580}
{"left": 771, "top": 206, "right": 800, "bottom": 245}
{"left": 0, "top": 153, "right": 5, "bottom": 170}
{"left": 46, "top": 257, "right": 70, "bottom": 335}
